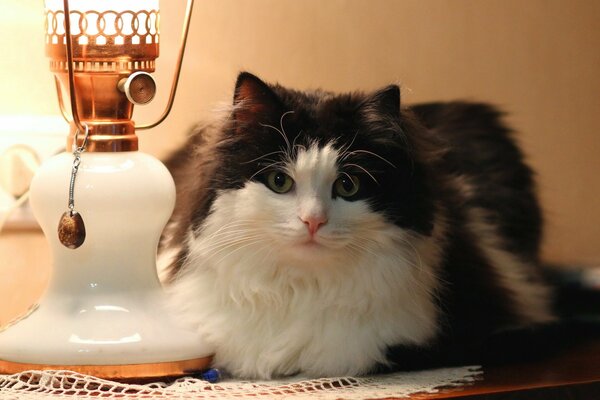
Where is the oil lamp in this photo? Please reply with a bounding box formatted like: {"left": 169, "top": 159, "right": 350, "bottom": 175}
{"left": 0, "top": 0, "right": 213, "bottom": 380}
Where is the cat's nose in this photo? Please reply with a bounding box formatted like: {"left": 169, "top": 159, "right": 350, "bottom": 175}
{"left": 301, "top": 215, "right": 328, "bottom": 236}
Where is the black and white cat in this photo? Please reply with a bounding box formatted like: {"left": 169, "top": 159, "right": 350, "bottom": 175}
{"left": 160, "top": 72, "right": 554, "bottom": 378}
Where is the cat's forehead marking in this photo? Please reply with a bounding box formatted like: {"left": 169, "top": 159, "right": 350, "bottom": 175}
{"left": 293, "top": 143, "right": 338, "bottom": 178}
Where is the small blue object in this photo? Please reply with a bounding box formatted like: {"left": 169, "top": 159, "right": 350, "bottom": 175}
{"left": 201, "top": 368, "right": 221, "bottom": 383}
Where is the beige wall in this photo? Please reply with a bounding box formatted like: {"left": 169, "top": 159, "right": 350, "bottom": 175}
{"left": 143, "top": 0, "right": 600, "bottom": 266}
{"left": 1, "top": 0, "right": 599, "bottom": 321}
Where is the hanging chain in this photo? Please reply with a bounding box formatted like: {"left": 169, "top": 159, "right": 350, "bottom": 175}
{"left": 67, "top": 127, "right": 88, "bottom": 215}
{"left": 57, "top": 124, "right": 89, "bottom": 249}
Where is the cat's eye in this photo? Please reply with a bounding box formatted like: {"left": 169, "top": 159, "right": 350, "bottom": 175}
{"left": 266, "top": 171, "right": 294, "bottom": 194}
{"left": 334, "top": 175, "right": 360, "bottom": 198}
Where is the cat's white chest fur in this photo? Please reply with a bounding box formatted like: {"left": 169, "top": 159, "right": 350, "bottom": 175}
{"left": 165, "top": 144, "right": 443, "bottom": 378}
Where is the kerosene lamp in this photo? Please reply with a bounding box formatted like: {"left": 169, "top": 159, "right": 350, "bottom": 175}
{"left": 0, "top": 0, "right": 213, "bottom": 380}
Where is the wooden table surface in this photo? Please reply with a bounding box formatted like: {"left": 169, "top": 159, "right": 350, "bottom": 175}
{"left": 0, "top": 336, "right": 598, "bottom": 399}
{"left": 407, "top": 337, "right": 600, "bottom": 399}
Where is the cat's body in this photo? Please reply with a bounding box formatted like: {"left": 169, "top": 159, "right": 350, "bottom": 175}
{"left": 160, "top": 73, "right": 554, "bottom": 378}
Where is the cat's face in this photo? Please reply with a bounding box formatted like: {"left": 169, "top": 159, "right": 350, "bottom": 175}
{"left": 189, "top": 73, "right": 436, "bottom": 269}
{"left": 209, "top": 142, "right": 394, "bottom": 266}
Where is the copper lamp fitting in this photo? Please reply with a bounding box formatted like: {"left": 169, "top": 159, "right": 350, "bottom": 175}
{"left": 45, "top": 3, "right": 160, "bottom": 152}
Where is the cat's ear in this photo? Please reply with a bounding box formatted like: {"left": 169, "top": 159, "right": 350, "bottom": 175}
{"left": 362, "top": 85, "right": 401, "bottom": 119}
{"left": 232, "top": 72, "right": 283, "bottom": 127}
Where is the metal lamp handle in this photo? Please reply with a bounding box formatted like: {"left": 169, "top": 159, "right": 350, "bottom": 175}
{"left": 137, "top": 0, "right": 195, "bottom": 130}
{"left": 62, "top": 0, "right": 85, "bottom": 134}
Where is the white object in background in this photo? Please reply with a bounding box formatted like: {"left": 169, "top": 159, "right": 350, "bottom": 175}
{"left": 0, "top": 150, "right": 213, "bottom": 376}
{"left": 0, "top": 115, "right": 66, "bottom": 229}
{"left": 0, "top": 145, "right": 39, "bottom": 232}
{"left": 0, "top": 145, "right": 39, "bottom": 198}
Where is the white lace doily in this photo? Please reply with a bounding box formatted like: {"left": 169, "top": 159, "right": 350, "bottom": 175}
{"left": 0, "top": 366, "right": 481, "bottom": 399}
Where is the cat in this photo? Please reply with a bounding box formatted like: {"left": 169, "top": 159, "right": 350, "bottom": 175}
{"left": 159, "top": 72, "right": 555, "bottom": 379}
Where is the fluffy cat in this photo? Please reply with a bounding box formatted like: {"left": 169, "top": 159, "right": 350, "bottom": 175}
{"left": 160, "top": 72, "right": 554, "bottom": 378}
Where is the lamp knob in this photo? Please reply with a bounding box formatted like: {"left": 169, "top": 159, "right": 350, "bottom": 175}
{"left": 118, "top": 72, "right": 157, "bottom": 106}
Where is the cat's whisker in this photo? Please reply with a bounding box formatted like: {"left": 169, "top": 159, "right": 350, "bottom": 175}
{"left": 391, "top": 235, "right": 425, "bottom": 272}
{"left": 211, "top": 238, "right": 270, "bottom": 266}
{"left": 208, "top": 229, "right": 266, "bottom": 241}
{"left": 291, "top": 130, "right": 304, "bottom": 152}
{"left": 251, "top": 159, "right": 291, "bottom": 180}
{"left": 260, "top": 110, "right": 295, "bottom": 156}
{"left": 346, "top": 240, "right": 381, "bottom": 260}
{"left": 207, "top": 220, "right": 265, "bottom": 238}
{"left": 208, "top": 224, "right": 263, "bottom": 233}
{"left": 193, "top": 239, "right": 265, "bottom": 267}
{"left": 198, "top": 233, "right": 265, "bottom": 253}
{"left": 208, "top": 220, "right": 263, "bottom": 231}
{"left": 247, "top": 245, "right": 274, "bottom": 271}
{"left": 266, "top": 160, "right": 288, "bottom": 169}
{"left": 343, "top": 163, "right": 379, "bottom": 184}
{"left": 393, "top": 253, "right": 421, "bottom": 272}
{"left": 354, "top": 230, "right": 425, "bottom": 272}
{"left": 293, "top": 144, "right": 307, "bottom": 154}
{"left": 259, "top": 123, "right": 289, "bottom": 150}
{"left": 396, "top": 240, "right": 423, "bottom": 267}
{"left": 249, "top": 163, "right": 278, "bottom": 181}
{"left": 351, "top": 235, "right": 426, "bottom": 270}
{"left": 279, "top": 110, "right": 295, "bottom": 152}
{"left": 241, "top": 150, "right": 287, "bottom": 165}
{"left": 400, "top": 270, "right": 438, "bottom": 304}
{"left": 256, "top": 158, "right": 284, "bottom": 167}
{"left": 353, "top": 233, "right": 384, "bottom": 248}
{"left": 337, "top": 170, "right": 352, "bottom": 181}
{"left": 317, "top": 234, "right": 349, "bottom": 244}
{"left": 191, "top": 229, "right": 260, "bottom": 248}
{"left": 344, "top": 149, "right": 397, "bottom": 169}
{"left": 337, "top": 131, "right": 360, "bottom": 161}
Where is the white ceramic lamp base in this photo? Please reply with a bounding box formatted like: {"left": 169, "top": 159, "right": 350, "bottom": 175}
{"left": 0, "top": 151, "right": 213, "bottom": 380}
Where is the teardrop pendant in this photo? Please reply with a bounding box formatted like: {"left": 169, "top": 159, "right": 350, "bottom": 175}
{"left": 58, "top": 210, "right": 86, "bottom": 249}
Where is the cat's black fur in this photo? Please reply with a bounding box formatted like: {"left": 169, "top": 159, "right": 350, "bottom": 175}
{"left": 413, "top": 102, "right": 542, "bottom": 260}
{"left": 163, "top": 72, "right": 562, "bottom": 375}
